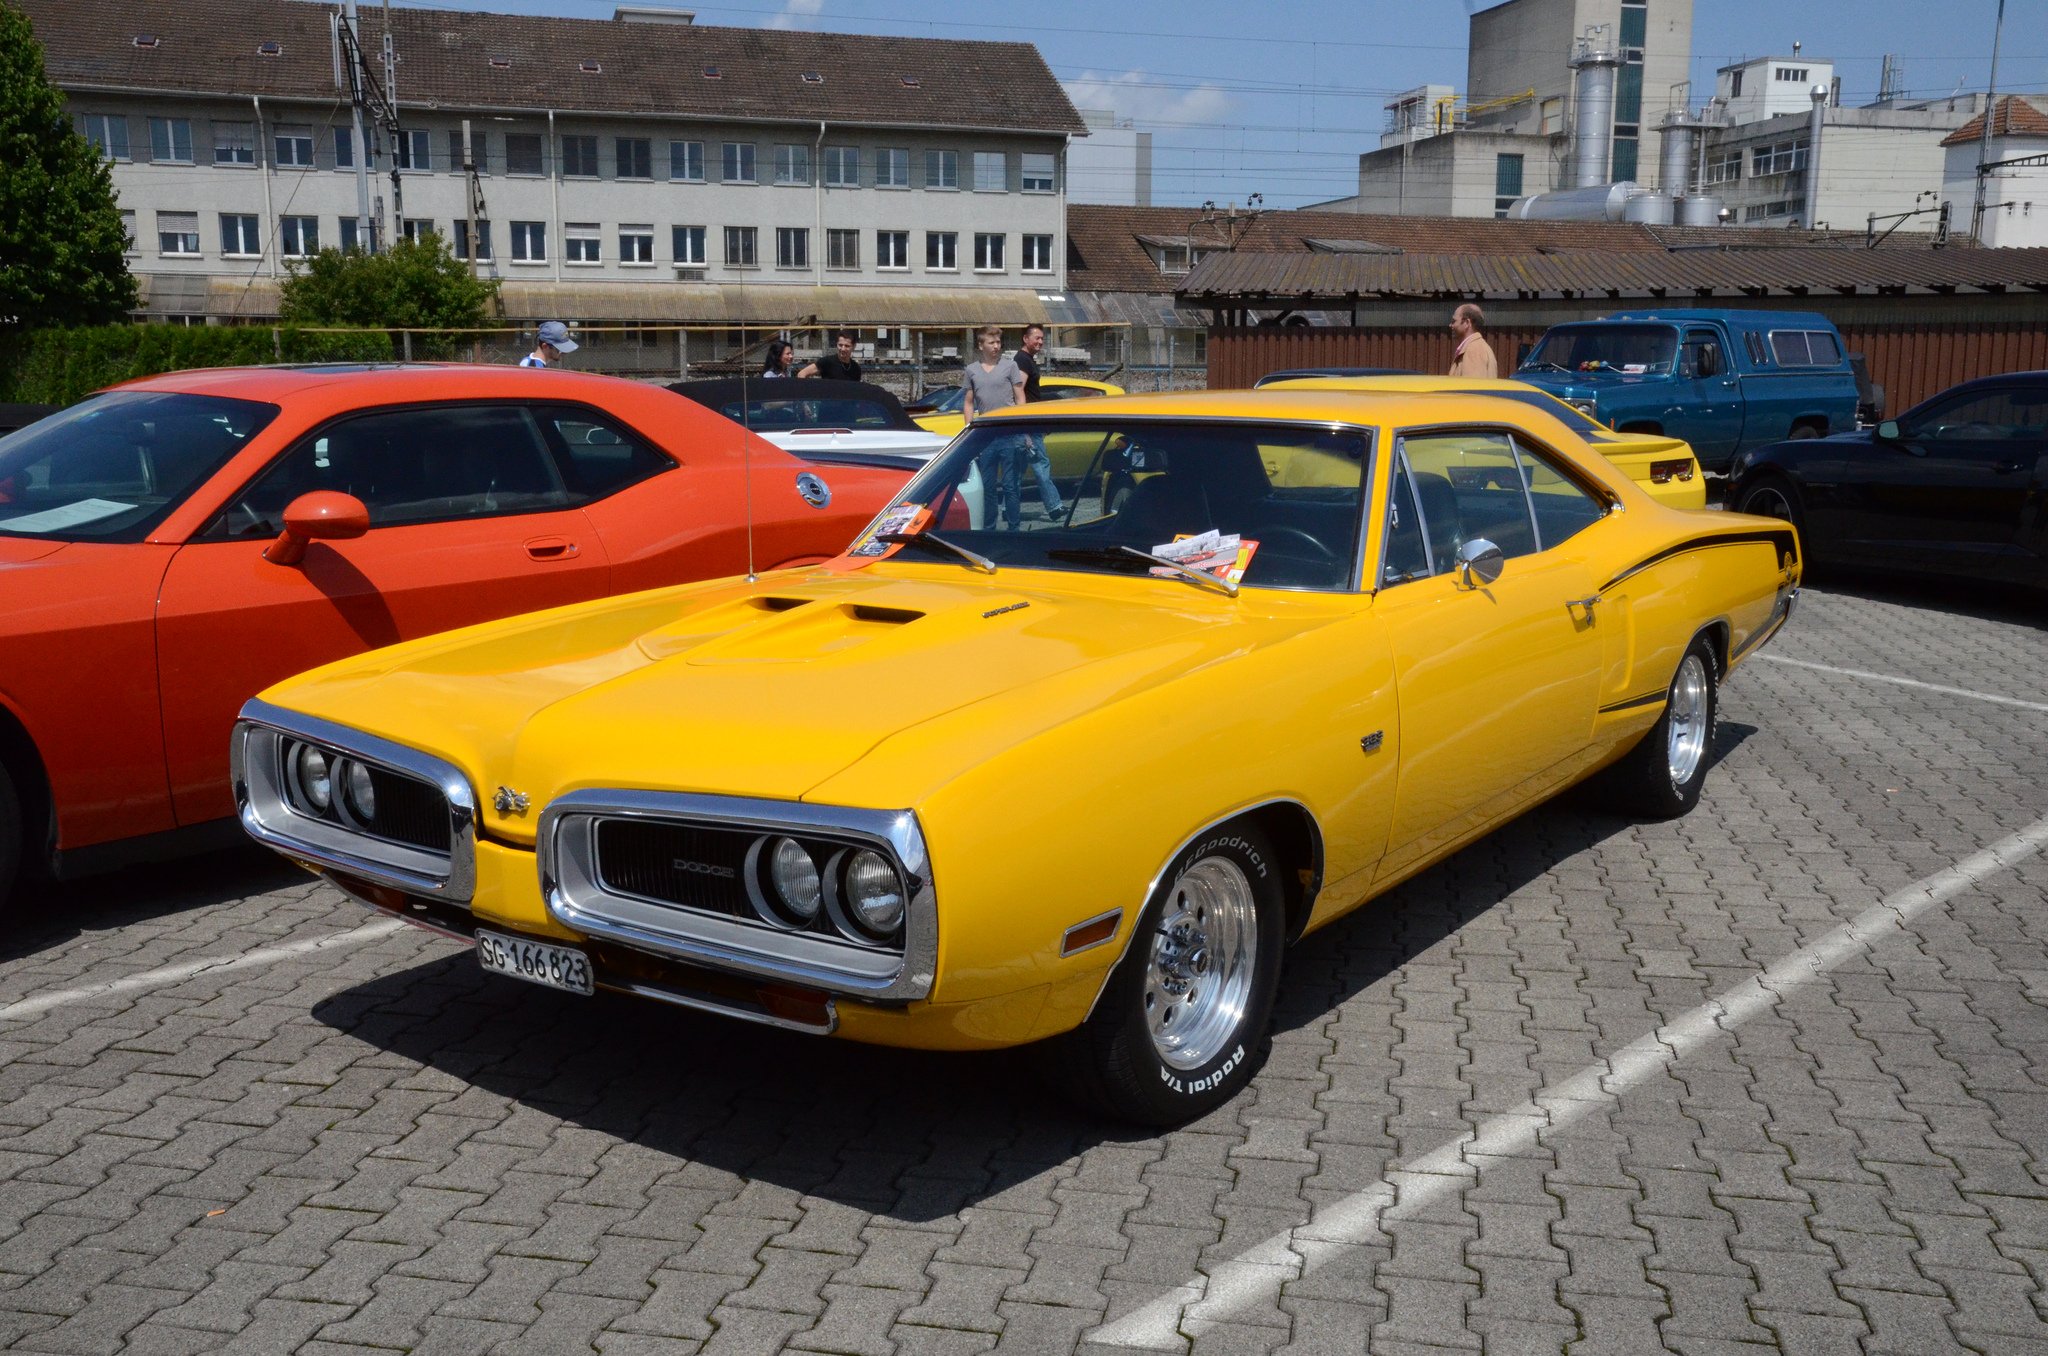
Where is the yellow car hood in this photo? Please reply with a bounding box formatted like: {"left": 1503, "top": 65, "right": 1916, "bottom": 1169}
{"left": 265, "top": 564, "right": 1339, "bottom": 837}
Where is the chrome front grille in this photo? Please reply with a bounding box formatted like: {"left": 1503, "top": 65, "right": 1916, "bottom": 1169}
{"left": 595, "top": 818, "right": 752, "bottom": 918}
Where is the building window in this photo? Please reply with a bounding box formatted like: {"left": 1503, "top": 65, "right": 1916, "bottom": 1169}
{"left": 272, "top": 125, "right": 313, "bottom": 168}
{"left": 395, "top": 129, "right": 430, "bottom": 172}
{"left": 510, "top": 220, "right": 547, "bottom": 262}
{"left": 1612, "top": 138, "right": 1638, "bottom": 185}
{"left": 924, "top": 149, "right": 957, "bottom": 190}
{"left": 400, "top": 219, "right": 437, "bottom": 245}
{"left": 776, "top": 227, "right": 808, "bottom": 268}
{"left": 616, "top": 137, "right": 652, "bottom": 179}
{"left": 79, "top": 114, "right": 130, "bottom": 161}
{"left": 565, "top": 222, "right": 601, "bottom": 263}
{"left": 1729, "top": 70, "right": 1745, "bottom": 97}
{"left": 725, "top": 226, "right": 757, "bottom": 266}
{"left": 454, "top": 220, "right": 492, "bottom": 260}
{"left": 620, "top": 223, "right": 654, "bottom": 263}
{"left": 561, "top": 134, "right": 599, "bottom": 177}
{"left": 1776, "top": 66, "right": 1809, "bottom": 84}
{"left": 877, "top": 147, "right": 909, "bottom": 189}
{"left": 672, "top": 225, "right": 707, "bottom": 265}
{"left": 670, "top": 140, "right": 704, "bottom": 181}
{"left": 213, "top": 121, "right": 255, "bottom": 166}
{"left": 722, "top": 142, "right": 756, "bottom": 183}
{"left": 775, "top": 144, "right": 811, "bottom": 185}
{"left": 877, "top": 229, "right": 908, "bottom": 269}
{"left": 973, "top": 151, "right": 1006, "bottom": 192}
{"left": 1744, "top": 198, "right": 1799, "bottom": 223}
{"left": 119, "top": 209, "right": 136, "bottom": 253}
{"left": 1752, "top": 139, "right": 1808, "bottom": 177}
{"left": 158, "top": 210, "right": 200, "bottom": 256}
{"left": 220, "top": 213, "right": 261, "bottom": 256}
{"left": 1619, "top": 1, "right": 1646, "bottom": 52}
{"left": 447, "top": 130, "right": 485, "bottom": 174}
{"left": 1493, "top": 152, "right": 1524, "bottom": 218}
{"left": 333, "top": 126, "right": 356, "bottom": 169}
{"left": 505, "top": 133, "right": 545, "bottom": 176}
{"left": 149, "top": 117, "right": 193, "bottom": 163}
{"left": 925, "top": 231, "right": 957, "bottom": 270}
{"left": 1021, "top": 234, "right": 1053, "bottom": 273}
{"left": 1704, "top": 150, "right": 1742, "bottom": 184}
{"left": 826, "top": 228, "right": 859, "bottom": 269}
{"left": 974, "top": 232, "right": 1004, "bottom": 270}
{"left": 1021, "top": 152, "right": 1055, "bottom": 193}
{"left": 338, "top": 218, "right": 379, "bottom": 253}
{"left": 279, "top": 215, "right": 319, "bottom": 257}
{"left": 824, "top": 146, "right": 860, "bottom": 187}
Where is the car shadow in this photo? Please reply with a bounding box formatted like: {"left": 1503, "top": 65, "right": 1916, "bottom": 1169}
{"left": 1800, "top": 569, "right": 2045, "bottom": 630}
{"left": 2, "top": 844, "right": 311, "bottom": 962}
{"left": 307, "top": 724, "right": 1755, "bottom": 1223}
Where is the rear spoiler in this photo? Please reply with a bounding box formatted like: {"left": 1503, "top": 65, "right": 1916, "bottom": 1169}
{"left": 781, "top": 447, "right": 934, "bottom": 473}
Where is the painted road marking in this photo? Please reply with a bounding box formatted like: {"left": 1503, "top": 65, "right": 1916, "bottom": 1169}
{"left": 1757, "top": 654, "right": 2048, "bottom": 713}
{"left": 0, "top": 917, "right": 412, "bottom": 1023}
{"left": 1090, "top": 813, "right": 2048, "bottom": 1350}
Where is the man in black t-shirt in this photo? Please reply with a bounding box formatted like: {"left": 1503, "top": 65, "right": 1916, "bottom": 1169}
{"left": 1012, "top": 324, "right": 1063, "bottom": 518}
{"left": 800, "top": 329, "right": 863, "bottom": 382}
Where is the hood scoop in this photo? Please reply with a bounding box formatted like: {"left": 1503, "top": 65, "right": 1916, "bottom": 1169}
{"left": 636, "top": 593, "right": 930, "bottom": 665}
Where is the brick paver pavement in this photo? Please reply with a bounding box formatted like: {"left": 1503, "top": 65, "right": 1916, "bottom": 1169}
{"left": 2, "top": 579, "right": 2045, "bottom": 1355}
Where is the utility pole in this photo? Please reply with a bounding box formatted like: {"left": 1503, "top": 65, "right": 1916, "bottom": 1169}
{"left": 382, "top": 0, "right": 403, "bottom": 241}
{"left": 338, "top": 1, "right": 373, "bottom": 251}
{"left": 1971, "top": 0, "right": 2006, "bottom": 243}
{"left": 462, "top": 119, "right": 480, "bottom": 279}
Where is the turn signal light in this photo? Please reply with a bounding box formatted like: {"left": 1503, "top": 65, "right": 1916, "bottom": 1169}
{"left": 1649, "top": 458, "right": 1696, "bottom": 484}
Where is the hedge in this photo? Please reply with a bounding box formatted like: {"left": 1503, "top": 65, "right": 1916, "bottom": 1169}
{"left": 0, "top": 324, "right": 394, "bottom": 406}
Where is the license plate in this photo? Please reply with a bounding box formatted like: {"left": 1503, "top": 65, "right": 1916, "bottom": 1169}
{"left": 475, "top": 928, "right": 593, "bottom": 996}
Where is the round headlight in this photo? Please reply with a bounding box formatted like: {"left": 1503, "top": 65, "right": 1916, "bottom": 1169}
{"left": 845, "top": 849, "right": 905, "bottom": 935}
{"left": 343, "top": 760, "right": 377, "bottom": 821}
{"left": 769, "top": 837, "right": 822, "bottom": 920}
{"left": 294, "top": 744, "right": 332, "bottom": 811}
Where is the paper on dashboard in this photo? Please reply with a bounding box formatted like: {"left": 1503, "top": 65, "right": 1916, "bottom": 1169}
{"left": 1149, "top": 529, "right": 1259, "bottom": 584}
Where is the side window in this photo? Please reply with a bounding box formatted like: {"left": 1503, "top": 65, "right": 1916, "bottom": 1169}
{"left": 1400, "top": 431, "right": 1536, "bottom": 560}
{"left": 534, "top": 405, "right": 674, "bottom": 499}
{"left": 214, "top": 405, "right": 569, "bottom": 538}
{"left": 1515, "top": 438, "right": 1605, "bottom": 549}
{"left": 1903, "top": 388, "right": 2048, "bottom": 442}
{"left": 1682, "top": 329, "right": 1723, "bottom": 379}
{"left": 1379, "top": 454, "right": 1431, "bottom": 587}
{"left": 1804, "top": 330, "right": 1842, "bottom": 365}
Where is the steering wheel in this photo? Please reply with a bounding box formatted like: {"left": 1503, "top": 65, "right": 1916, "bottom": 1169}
{"left": 1255, "top": 526, "right": 1337, "bottom": 562}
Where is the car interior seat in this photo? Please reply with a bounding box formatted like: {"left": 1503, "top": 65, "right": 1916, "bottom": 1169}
{"left": 1409, "top": 471, "right": 1463, "bottom": 573}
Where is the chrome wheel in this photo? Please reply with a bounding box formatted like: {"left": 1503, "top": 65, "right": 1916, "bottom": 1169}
{"left": 1742, "top": 485, "right": 1796, "bottom": 522}
{"left": 1666, "top": 653, "right": 1710, "bottom": 789}
{"left": 1144, "top": 856, "right": 1259, "bottom": 1071}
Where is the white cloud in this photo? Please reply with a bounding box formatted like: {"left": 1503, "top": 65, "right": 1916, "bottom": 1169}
{"left": 766, "top": 0, "right": 825, "bottom": 29}
{"left": 1062, "top": 70, "right": 1236, "bottom": 128}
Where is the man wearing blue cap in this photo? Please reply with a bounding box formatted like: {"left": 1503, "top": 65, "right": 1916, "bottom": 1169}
{"left": 519, "top": 321, "right": 579, "bottom": 368}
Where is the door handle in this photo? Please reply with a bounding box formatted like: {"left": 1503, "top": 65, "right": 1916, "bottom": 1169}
{"left": 525, "top": 536, "right": 578, "bottom": 561}
{"left": 1566, "top": 595, "right": 1601, "bottom": 623}
{"left": 1993, "top": 460, "right": 2026, "bottom": 475}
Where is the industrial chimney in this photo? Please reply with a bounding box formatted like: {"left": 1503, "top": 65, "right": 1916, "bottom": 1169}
{"left": 1568, "top": 29, "right": 1622, "bottom": 188}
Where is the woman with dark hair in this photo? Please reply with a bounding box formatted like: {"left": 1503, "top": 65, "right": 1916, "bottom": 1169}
{"left": 762, "top": 339, "right": 795, "bottom": 378}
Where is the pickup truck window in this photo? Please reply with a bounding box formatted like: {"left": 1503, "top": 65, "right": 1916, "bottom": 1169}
{"left": 1769, "top": 330, "right": 1843, "bottom": 367}
{"left": 1525, "top": 324, "right": 1677, "bottom": 376}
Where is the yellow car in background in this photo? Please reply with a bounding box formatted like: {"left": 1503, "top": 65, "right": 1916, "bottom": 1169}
{"left": 1264, "top": 375, "right": 1706, "bottom": 509}
{"left": 908, "top": 376, "right": 1124, "bottom": 439}
{"left": 233, "top": 389, "right": 1796, "bottom": 1124}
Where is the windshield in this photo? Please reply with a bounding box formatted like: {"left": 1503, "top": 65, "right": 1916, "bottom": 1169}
{"left": 917, "top": 386, "right": 967, "bottom": 415}
{"left": 1524, "top": 324, "right": 1679, "bottom": 376}
{"left": 716, "top": 394, "right": 905, "bottom": 431}
{"left": 850, "top": 418, "right": 1372, "bottom": 592}
{"left": 0, "top": 391, "right": 280, "bottom": 542}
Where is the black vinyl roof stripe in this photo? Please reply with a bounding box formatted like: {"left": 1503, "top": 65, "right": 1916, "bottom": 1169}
{"left": 1600, "top": 528, "right": 1797, "bottom": 594}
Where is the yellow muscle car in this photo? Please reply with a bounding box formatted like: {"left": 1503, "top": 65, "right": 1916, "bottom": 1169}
{"left": 909, "top": 376, "right": 1124, "bottom": 439}
{"left": 232, "top": 389, "right": 1798, "bottom": 1125}
{"left": 1263, "top": 375, "right": 1707, "bottom": 508}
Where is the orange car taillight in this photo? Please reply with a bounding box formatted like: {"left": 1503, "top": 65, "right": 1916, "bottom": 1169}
{"left": 1649, "top": 458, "right": 1695, "bottom": 484}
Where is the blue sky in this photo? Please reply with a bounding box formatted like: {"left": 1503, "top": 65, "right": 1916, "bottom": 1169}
{"left": 423, "top": 0, "right": 2045, "bottom": 207}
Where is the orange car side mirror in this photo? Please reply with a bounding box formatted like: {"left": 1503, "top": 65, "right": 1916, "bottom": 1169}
{"left": 264, "top": 491, "right": 370, "bottom": 566}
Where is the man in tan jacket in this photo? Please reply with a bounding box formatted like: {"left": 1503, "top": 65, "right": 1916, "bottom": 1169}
{"left": 1448, "top": 303, "right": 1499, "bottom": 378}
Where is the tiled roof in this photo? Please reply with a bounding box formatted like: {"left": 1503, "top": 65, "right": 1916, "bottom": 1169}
{"left": 1941, "top": 96, "right": 2048, "bottom": 147}
{"left": 20, "top": 0, "right": 1086, "bottom": 135}
{"left": 1064, "top": 204, "right": 1927, "bottom": 295}
{"left": 1176, "top": 246, "right": 2048, "bottom": 303}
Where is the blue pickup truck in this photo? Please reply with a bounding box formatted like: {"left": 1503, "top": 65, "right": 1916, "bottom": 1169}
{"left": 1514, "top": 309, "right": 1861, "bottom": 473}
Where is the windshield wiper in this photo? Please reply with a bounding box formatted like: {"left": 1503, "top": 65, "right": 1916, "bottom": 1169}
{"left": 1519, "top": 359, "right": 1570, "bottom": 374}
{"left": 878, "top": 530, "right": 996, "bottom": 573}
{"left": 1045, "top": 545, "right": 1238, "bottom": 597}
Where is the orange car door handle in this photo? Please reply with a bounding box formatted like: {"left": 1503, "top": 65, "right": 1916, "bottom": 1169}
{"left": 525, "top": 536, "right": 578, "bottom": 561}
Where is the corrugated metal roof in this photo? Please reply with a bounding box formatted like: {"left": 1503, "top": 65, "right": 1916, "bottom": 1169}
{"left": 1177, "top": 247, "right": 2048, "bottom": 303}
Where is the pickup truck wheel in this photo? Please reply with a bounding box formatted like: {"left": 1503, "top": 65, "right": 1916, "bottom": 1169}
{"left": 1600, "top": 636, "right": 1719, "bottom": 820}
{"left": 1735, "top": 473, "right": 1805, "bottom": 533}
{"left": 0, "top": 762, "right": 21, "bottom": 918}
{"left": 1055, "top": 824, "right": 1284, "bottom": 1125}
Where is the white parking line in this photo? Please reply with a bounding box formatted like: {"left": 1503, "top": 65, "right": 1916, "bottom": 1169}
{"left": 1756, "top": 654, "right": 2048, "bottom": 713}
{"left": 1090, "top": 812, "right": 2048, "bottom": 1350}
{"left": 0, "top": 917, "right": 412, "bottom": 1023}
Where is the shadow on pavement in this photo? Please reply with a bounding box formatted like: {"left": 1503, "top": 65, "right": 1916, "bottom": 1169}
{"left": 1800, "top": 569, "right": 2045, "bottom": 630}
{"left": 307, "top": 726, "right": 1752, "bottom": 1221}
{"left": 1, "top": 843, "right": 309, "bottom": 962}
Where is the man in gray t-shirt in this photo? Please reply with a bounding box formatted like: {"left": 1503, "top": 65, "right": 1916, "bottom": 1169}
{"left": 961, "top": 326, "right": 1027, "bottom": 527}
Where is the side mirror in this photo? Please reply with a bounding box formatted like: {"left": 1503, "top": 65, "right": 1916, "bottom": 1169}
{"left": 264, "top": 491, "right": 370, "bottom": 565}
{"left": 1876, "top": 420, "right": 1900, "bottom": 441}
{"left": 1456, "top": 537, "right": 1505, "bottom": 588}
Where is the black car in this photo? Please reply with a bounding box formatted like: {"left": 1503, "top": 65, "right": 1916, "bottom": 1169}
{"left": 1729, "top": 371, "right": 2048, "bottom": 587}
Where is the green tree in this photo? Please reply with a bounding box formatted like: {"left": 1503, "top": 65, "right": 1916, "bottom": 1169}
{"left": 279, "top": 234, "right": 500, "bottom": 354}
{"left": 0, "top": 2, "right": 138, "bottom": 333}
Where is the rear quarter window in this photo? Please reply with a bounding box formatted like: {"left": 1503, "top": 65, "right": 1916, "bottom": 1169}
{"left": 1769, "top": 330, "right": 1843, "bottom": 367}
